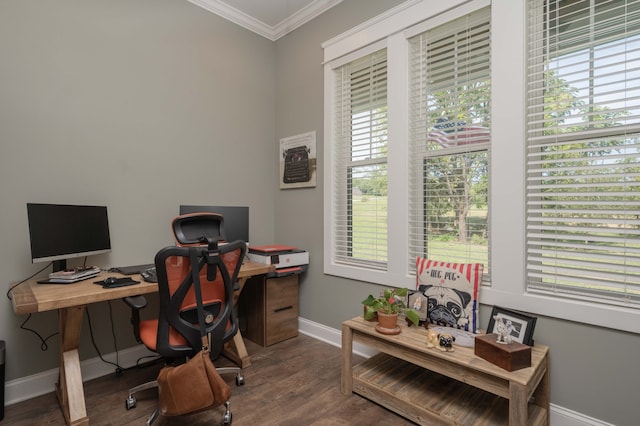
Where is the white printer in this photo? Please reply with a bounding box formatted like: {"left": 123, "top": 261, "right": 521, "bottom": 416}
{"left": 246, "top": 245, "right": 309, "bottom": 276}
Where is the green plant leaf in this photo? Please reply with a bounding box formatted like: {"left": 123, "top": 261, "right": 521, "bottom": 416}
{"left": 363, "top": 305, "right": 376, "bottom": 320}
{"left": 361, "top": 295, "right": 376, "bottom": 306}
{"left": 362, "top": 288, "right": 419, "bottom": 323}
{"left": 405, "top": 309, "right": 420, "bottom": 327}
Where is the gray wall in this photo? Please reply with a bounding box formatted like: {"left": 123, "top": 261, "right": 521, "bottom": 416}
{"left": 273, "top": 1, "right": 640, "bottom": 426}
{"left": 1, "top": 0, "right": 276, "bottom": 379}
{"left": 1, "top": 0, "right": 639, "bottom": 425}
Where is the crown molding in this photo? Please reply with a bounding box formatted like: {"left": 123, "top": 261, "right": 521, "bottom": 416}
{"left": 271, "top": 0, "right": 343, "bottom": 40}
{"left": 187, "top": 0, "right": 343, "bottom": 41}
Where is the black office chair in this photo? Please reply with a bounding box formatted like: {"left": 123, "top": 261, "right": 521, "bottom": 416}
{"left": 124, "top": 239, "right": 246, "bottom": 425}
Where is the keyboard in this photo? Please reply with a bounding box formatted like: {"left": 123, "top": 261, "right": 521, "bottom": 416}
{"left": 111, "top": 264, "right": 154, "bottom": 275}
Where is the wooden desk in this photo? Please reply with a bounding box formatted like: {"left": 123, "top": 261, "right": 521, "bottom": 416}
{"left": 342, "top": 316, "right": 550, "bottom": 425}
{"left": 10, "top": 261, "right": 273, "bottom": 426}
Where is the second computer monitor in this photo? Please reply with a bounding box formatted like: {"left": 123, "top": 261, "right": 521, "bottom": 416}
{"left": 179, "top": 205, "right": 249, "bottom": 243}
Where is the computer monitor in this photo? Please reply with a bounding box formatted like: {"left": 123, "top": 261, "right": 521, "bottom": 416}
{"left": 26, "top": 203, "right": 112, "bottom": 272}
{"left": 179, "top": 205, "right": 249, "bottom": 243}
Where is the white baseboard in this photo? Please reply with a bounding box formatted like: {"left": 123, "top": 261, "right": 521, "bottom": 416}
{"left": 5, "top": 318, "right": 612, "bottom": 426}
{"left": 547, "top": 405, "right": 615, "bottom": 426}
{"left": 5, "top": 344, "right": 156, "bottom": 405}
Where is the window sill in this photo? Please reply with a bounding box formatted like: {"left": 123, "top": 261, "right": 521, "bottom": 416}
{"left": 479, "top": 286, "right": 640, "bottom": 334}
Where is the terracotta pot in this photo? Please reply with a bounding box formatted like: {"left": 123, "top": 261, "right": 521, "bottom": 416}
{"left": 376, "top": 312, "right": 399, "bottom": 330}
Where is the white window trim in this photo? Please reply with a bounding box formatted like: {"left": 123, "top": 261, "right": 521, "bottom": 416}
{"left": 323, "top": 0, "right": 472, "bottom": 287}
{"left": 323, "top": 0, "right": 640, "bottom": 333}
{"left": 485, "top": 0, "right": 640, "bottom": 334}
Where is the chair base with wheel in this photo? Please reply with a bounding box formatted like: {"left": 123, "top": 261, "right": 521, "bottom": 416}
{"left": 124, "top": 366, "right": 244, "bottom": 425}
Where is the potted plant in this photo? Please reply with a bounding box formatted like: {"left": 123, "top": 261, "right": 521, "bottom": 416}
{"left": 362, "top": 287, "right": 420, "bottom": 332}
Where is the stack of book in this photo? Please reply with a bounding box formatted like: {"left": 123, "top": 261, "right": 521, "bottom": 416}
{"left": 48, "top": 266, "right": 101, "bottom": 283}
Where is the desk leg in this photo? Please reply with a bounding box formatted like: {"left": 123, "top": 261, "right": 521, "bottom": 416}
{"left": 222, "top": 277, "right": 251, "bottom": 368}
{"left": 232, "top": 277, "right": 249, "bottom": 306}
{"left": 341, "top": 324, "right": 353, "bottom": 395}
{"left": 223, "top": 334, "right": 250, "bottom": 368}
{"left": 57, "top": 305, "right": 89, "bottom": 426}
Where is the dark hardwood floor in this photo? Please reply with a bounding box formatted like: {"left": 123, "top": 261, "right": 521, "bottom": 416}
{"left": 3, "top": 334, "right": 415, "bottom": 425}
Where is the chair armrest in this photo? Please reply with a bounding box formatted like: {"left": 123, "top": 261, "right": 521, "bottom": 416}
{"left": 122, "top": 295, "right": 148, "bottom": 343}
{"left": 123, "top": 295, "right": 147, "bottom": 310}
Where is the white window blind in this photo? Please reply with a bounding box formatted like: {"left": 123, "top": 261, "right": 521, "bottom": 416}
{"left": 408, "top": 8, "right": 491, "bottom": 272}
{"left": 527, "top": 0, "right": 640, "bottom": 306}
{"left": 332, "top": 49, "right": 389, "bottom": 270}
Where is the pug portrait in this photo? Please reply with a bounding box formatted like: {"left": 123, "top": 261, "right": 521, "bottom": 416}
{"left": 416, "top": 259, "right": 483, "bottom": 333}
{"left": 419, "top": 284, "right": 472, "bottom": 329}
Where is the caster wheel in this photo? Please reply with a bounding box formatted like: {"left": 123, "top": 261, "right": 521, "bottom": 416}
{"left": 125, "top": 395, "right": 136, "bottom": 410}
{"left": 236, "top": 373, "right": 245, "bottom": 386}
{"left": 222, "top": 401, "right": 232, "bottom": 425}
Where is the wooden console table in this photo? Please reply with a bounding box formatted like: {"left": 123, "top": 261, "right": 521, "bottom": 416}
{"left": 341, "top": 316, "right": 549, "bottom": 425}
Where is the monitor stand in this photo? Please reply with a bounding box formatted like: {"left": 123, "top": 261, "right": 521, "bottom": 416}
{"left": 52, "top": 259, "right": 67, "bottom": 273}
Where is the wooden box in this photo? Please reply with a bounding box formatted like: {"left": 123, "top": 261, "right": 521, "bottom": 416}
{"left": 240, "top": 274, "right": 299, "bottom": 346}
{"left": 474, "top": 333, "right": 531, "bottom": 371}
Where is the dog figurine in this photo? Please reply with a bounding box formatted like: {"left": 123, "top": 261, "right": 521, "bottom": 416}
{"left": 426, "top": 329, "right": 439, "bottom": 348}
{"left": 438, "top": 333, "right": 455, "bottom": 352}
{"left": 494, "top": 315, "right": 514, "bottom": 344}
{"left": 426, "top": 329, "right": 455, "bottom": 352}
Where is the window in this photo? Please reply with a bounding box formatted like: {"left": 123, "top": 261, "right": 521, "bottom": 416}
{"left": 408, "top": 8, "right": 491, "bottom": 272}
{"left": 323, "top": 0, "right": 487, "bottom": 286}
{"left": 526, "top": 0, "right": 640, "bottom": 307}
{"left": 331, "top": 49, "right": 389, "bottom": 271}
{"left": 323, "top": 0, "right": 640, "bottom": 332}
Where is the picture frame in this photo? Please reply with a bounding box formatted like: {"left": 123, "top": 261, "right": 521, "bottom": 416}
{"left": 407, "top": 290, "right": 429, "bottom": 323}
{"left": 279, "top": 131, "right": 317, "bottom": 189}
{"left": 486, "top": 306, "right": 537, "bottom": 346}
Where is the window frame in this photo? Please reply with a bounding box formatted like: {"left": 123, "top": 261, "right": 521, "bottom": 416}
{"left": 323, "top": 0, "right": 474, "bottom": 287}
{"left": 407, "top": 7, "right": 492, "bottom": 274}
{"left": 488, "top": 0, "right": 640, "bottom": 333}
{"left": 333, "top": 47, "right": 390, "bottom": 271}
{"left": 323, "top": 0, "right": 640, "bottom": 333}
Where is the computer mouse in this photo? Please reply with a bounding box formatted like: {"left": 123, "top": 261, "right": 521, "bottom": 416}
{"left": 103, "top": 276, "right": 119, "bottom": 286}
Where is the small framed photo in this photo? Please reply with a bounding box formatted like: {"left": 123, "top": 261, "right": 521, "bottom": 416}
{"left": 487, "top": 306, "right": 537, "bottom": 346}
{"left": 407, "top": 291, "right": 429, "bottom": 323}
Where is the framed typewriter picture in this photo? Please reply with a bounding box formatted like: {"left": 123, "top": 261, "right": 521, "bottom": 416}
{"left": 280, "top": 131, "right": 317, "bottom": 189}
